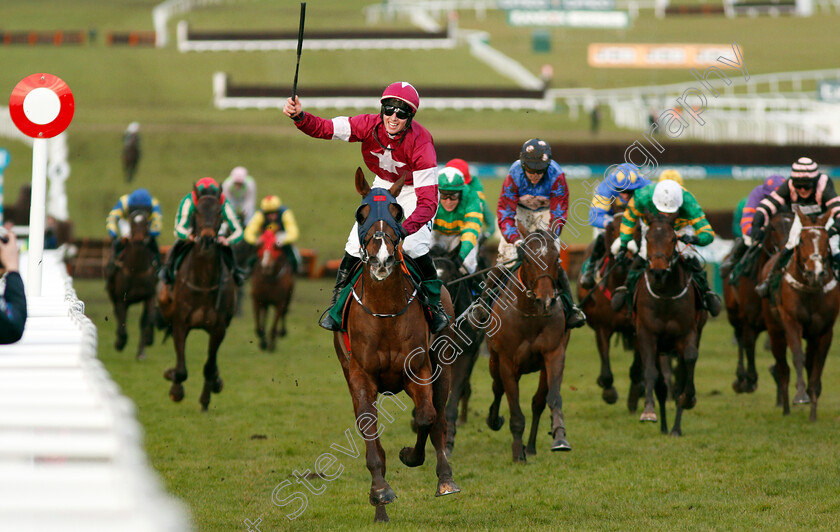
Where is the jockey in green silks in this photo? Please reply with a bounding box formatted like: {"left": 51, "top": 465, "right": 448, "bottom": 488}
{"left": 610, "top": 179, "right": 722, "bottom": 317}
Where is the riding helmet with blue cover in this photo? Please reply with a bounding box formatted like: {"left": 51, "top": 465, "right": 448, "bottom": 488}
{"left": 606, "top": 164, "right": 649, "bottom": 192}
{"left": 128, "top": 188, "right": 153, "bottom": 208}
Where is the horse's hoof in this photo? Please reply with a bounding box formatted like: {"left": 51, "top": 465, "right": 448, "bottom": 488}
{"left": 486, "top": 415, "right": 505, "bottom": 431}
{"left": 163, "top": 368, "right": 176, "bottom": 381}
{"left": 602, "top": 387, "right": 619, "bottom": 405}
{"left": 115, "top": 336, "right": 127, "bottom": 351}
{"left": 373, "top": 506, "right": 389, "bottom": 523}
{"left": 640, "top": 411, "right": 657, "bottom": 422}
{"left": 679, "top": 394, "right": 697, "bottom": 410}
{"left": 169, "top": 384, "right": 184, "bottom": 402}
{"left": 793, "top": 393, "right": 810, "bottom": 405}
{"left": 200, "top": 402, "right": 209, "bottom": 412}
{"left": 551, "top": 437, "right": 572, "bottom": 452}
{"left": 525, "top": 445, "right": 536, "bottom": 456}
{"left": 369, "top": 486, "right": 397, "bottom": 506}
{"left": 136, "top": 352, "right": 146, "bottom": 361}
{"left": 732, "top": 379, "right": 745, "bottom": 394}
{"left": 435, "top": 478, "right": 461, "bottom": 497}
{"left": 212, "top": 378, "right": 224, "bottom": 394}
{"left": 258, "top": 338, "right": 267, "bottom": 350}
{"left": 399, "top": 446, "right": 424, "bottom": 468}
{"left": 669, "top": 429, "right": 682, "bottom": 437}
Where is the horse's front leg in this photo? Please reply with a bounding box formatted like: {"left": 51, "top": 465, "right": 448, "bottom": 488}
{"left": 779, "top": 311, "right": 808, "bottom": 404}
{"left": 806, "top": 330, "right": 833, "bottom": 422}
{"left": 485, "top": 348, "right": 506, "bottom": 431}
{"left": 400, "top": 360, "right": 436, "bottom": 469}
{"left": 655, "top": 353, "right": 671, "bottom": 435}
{"left": 544, "top": 342, "right": 571, "bottom": 452}
{"left": 767, "top": 322, "right": 790, "bottom": 414}
{"left": 627, "top": 349, "right": 645, "bottom": 413}
{"left": 164, "top": 324, "right": 189, "bottom": 402}
{"left": 199, "top": 326, "right": 226, "bottom": 411}
{"left": 253, "top": 298, "right": 266, "bottom": 351}
{"left": 427, "top": 359, "right": 460, "bottom": 498}
{"left": 498, "top": 354, "right": 527, "bottom": 462}
{"left": 137, "top": 297, "right": 154, "bottom": 360}
{"left": 595, "top": 327, "right": 618, "bottom": 404}
{"left": 269, "top": 304, "right": 282, "bottom": 352}
{"left": 740, "top": 323, "right": 760, "bottom": 393}
{"left": 637, "top": 328, "right": 659, "bottom": 422}
{"left": 114, "top": 300, "right": 128, "bottom": 352}
{"left": 526, "top": 369, "right": 547, "bottom": 455}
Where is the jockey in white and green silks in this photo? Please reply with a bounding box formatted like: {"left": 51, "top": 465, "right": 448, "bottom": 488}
{"left": 610, "top": 179, "right": 722, "bottom": 316}
{"left": 158, "top": 177, "right": 246, "bottom": 287}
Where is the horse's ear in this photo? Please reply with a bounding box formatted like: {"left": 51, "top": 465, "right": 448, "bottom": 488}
{"left": 390, "top": 176, "right": 405, "bottom": 198}
{"left": 816, "top": 208, "right": 833, "bottom": 228}
{"left": 355, "top": 167, "right": 370, "bottom": 197}
{"left": 665, "top": 212, "right": 679, "bottom": 226}
{"left": 518, "top": 222, "right": 529, "bottom": 239}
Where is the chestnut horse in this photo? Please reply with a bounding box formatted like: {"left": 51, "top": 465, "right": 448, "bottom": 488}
{"left": 430, "top": 247, "right": 484, "bottom": 458}
{"left": 760, "top": 208, "right": 840, "bottom": 421}
{"left": 106, "top": 209, "right": 157, "bottom": 360}
{"left": 577, "top": 211, "right": 644, "bottom": 410}
{"left": 722, "top": 212, "right": 792, "bottom": 393}
{"left": 333, "top": 168, "right": 459, "bottom": 523}
{"left": 485, "top": 227, "right": 572, "bottom": 462}
{"left": 251, "top": 229, "right": 294, "bottom": 351}
{"left": 634, "top": 213, "right": 706, "bottom": 436}
{"left": 157, "top": 191, "right": 236, "bottom": 411}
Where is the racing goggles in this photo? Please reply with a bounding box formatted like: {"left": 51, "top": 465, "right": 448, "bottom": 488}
{"left": 440, "top": 191, "right": 462, "bottom": 201}
{"left": 381, "top": 104, "right": 413, "bottom": 120}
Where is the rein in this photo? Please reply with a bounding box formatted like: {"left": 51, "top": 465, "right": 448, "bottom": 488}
{"left": 783, "top": 225, "right": 838, "bottom": 294}
{"left": 511, "top": 263, "right": 559, "bottom": 318}
{"left": 353, "top": 240, "right": 418, "bottom": 319}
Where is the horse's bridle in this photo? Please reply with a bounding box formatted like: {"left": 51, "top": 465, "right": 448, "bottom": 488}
{"left": 359, "top": 225, "right": 401, "bottom": 264}
{"left": 514, "top": 265, "right": 560, "bottom": 318}
{"left": 785, "top": 225, "right": 837, "bottom": 293}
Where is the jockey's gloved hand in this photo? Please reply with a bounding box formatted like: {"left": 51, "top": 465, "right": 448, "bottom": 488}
{"left": 514, "top": 240, "right": 527, "bottom": 262}
{"left": 679, "top": 234, "right": 700, "bottom": 246}
{"left": 751, "top": 227, "right": 766, "bottom": 244}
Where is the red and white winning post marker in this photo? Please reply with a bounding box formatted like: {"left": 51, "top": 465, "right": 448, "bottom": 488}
{"left": 8, "top": 73, "right": 74, "bottom": 296}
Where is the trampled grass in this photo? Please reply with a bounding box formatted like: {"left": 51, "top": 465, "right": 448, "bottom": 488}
{"left": 75, "top": 276, "right": 840, "bottom": 531}
{"left": 3, "top": 2, "right": 840, "bottom": 530}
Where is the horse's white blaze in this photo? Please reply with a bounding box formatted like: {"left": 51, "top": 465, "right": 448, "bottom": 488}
{"left": 133, "top": 213, "right": 144, "bottom": 223}
{"left": 809, "top": 230, "right": 823, "bottom": 276}
{"left": 262, "top": 249, "right": 270, "bottom": 268}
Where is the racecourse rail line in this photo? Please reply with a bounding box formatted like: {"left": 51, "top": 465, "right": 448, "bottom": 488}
{"left": 0, "top": 251, "right": 190, "bottom": 531}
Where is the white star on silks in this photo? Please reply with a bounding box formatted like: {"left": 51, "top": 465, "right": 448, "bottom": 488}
{"left": 370, "top": 146, "right": 406, "bottom": 174}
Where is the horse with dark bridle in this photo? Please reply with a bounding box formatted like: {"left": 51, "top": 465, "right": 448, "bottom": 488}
{"left": 634, "top": 213, "right": 707, "bottom": 436}
{"left": 251, "top": 229, "right": 295, "bottom": 351}
{"left": 722, "top": 212, "right": 792, "bottom": 394}
{"left": 578, "top": 210, "right": 644, "bottom": 410}
{"left": 333, "top": 168, "right": 459, "bottom": 523}
{"left": 430, "top": 246, "right": 484, "bottom": 458}
{"left": 760, "top": 208, "right": 840, "bottom": 421}
{"left": 157, "top": 188, "right": 236, "bottom": 411}
{"left": 485, "top": 226, "right": 572, "bottom": 461}
{"left": 106, "top": 209, "right": 157, "bottom": 360}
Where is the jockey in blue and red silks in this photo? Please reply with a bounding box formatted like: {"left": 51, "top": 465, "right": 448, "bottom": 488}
{"left": 282, "top": 82, "right": 448, "bottom": 333}
{"left": 493, "top": 138, "right": 585, "bottom": 329}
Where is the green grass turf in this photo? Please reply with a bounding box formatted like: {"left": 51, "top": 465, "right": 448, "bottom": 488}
{"left": 75, "top": 275, "right": 840, "bottom": 531}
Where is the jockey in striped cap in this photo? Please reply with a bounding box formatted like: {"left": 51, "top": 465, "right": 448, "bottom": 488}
{"left": 753, "top": 157, "right": 840, "bottom": 296}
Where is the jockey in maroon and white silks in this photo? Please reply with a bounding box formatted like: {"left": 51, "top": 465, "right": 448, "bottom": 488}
{"left": 283, "top": 81, "right": 450, "bottom": 333}
{"left": 291, "top": 111, "right": 438, "bottom": 257}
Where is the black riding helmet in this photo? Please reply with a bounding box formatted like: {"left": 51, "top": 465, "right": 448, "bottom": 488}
{"left": 520, "top": 138, "right": 551, "bottom": 173}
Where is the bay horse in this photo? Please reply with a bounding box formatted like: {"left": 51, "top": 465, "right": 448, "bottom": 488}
{"left": 430, "top": 246, "right": 484, "bottom": 458}
{"left": 251, "top": 229, "right": 294, "bottom": 352}
{"left": 485, "top": 226, "right": 572, "bottom": 461}
{"left": 760, "top": 208, "right": 840, "bottom": 421}
{"left": 722, "top": 212, "right": 792, "bottom": 394}
{"left": 157, "top": 190, "right": 236, "bottom": 411}
{"left": 106, "top": 209, "right": 157, "bottom": 360}
{"left": 634, "top": 213, "right": 706, "bottom": 436}
{"left": 577, "top": 211, "right": 644, "bottom": 410}
{"left": 333, "top": 168, "right": 459, "bottom": 523}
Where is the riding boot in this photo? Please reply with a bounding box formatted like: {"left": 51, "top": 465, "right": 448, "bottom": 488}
{"left": 579, "top": 233, "right": 605, "bottom": 290}
{"left": 720, "top": 237, "right": 746, "bottom": 279}
{"left": 319, "top": 253, "right": 361, "bottom": 331}
{"left": 414, "top": 253, "right": 450, "bottom": 334}
{"left": 158, "top": 239, "right": 187, "bottom": 287}
{"left": 683, "top": 259, "right": 721, "bottom": 317}
{"left": 610, "top": 257, "right": 643, "bottom": 312}
{"left": 755, "top": 248, "right": 793, "bottom": 297}
{"left": 148, "top": 237, "right": 161, "bottom": 268}
{"left": 557, "top": 266, "right": 586, "bottom": 329}
{"left": 221, "top": 245, "right": 246, "bottom": 286}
